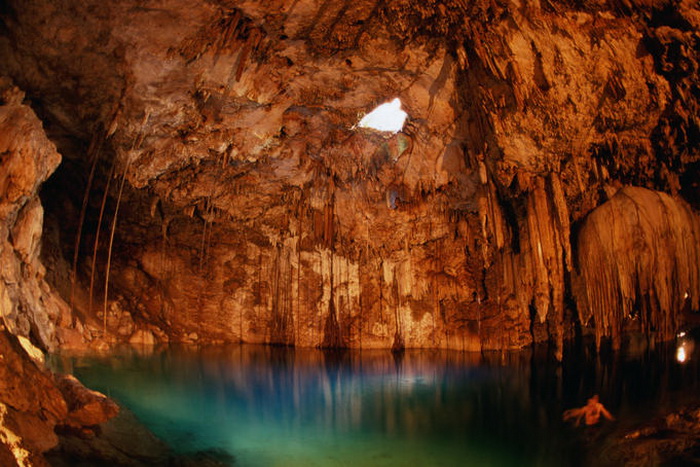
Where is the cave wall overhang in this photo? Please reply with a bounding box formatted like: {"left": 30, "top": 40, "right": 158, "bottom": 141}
{"left": 0, "top": 0, "right": 698, "bottom": 353}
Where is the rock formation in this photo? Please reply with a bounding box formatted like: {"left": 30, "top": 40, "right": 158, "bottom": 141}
{"left": 0, "top": 327, "right": 68, "bottom": 466}
{"left": 0, "top": 78, "right": 64, "bottom": 350}
{"left": 0, "top": 79, "right": 118, "bottom": 466}
{"left": 576, "top": 186, "right": 700, "bottom": 349}
{"left": 608, "top": 403, "right": 700, "bottom": 465}
{"left": 0, "top": 1, "right": 699, "bottom": 354}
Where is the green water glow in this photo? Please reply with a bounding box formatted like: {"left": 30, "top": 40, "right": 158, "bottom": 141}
{"left": 49, "top": 338, "right": 700, "bottom": 466}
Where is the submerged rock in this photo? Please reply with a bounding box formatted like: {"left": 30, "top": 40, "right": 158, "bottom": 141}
{"left": 47, "top": 405, "right": 235, "bottom": 467}
{"left": 47, "top": 406, "right": 171, "bottom": 467}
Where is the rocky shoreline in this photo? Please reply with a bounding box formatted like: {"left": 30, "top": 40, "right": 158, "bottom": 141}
{"left": 599, "top": 403, "right": 700, "bottom": 466}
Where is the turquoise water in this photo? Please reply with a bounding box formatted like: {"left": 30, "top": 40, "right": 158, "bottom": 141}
{"left": 49, "top": 337, "right": 700, "bottom": 466}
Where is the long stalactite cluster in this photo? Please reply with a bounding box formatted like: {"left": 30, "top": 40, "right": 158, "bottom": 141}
{"left": 576, "top": 187, "right": 700, "bottom": 349}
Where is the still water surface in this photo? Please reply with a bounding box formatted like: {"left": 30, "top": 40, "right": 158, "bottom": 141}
{"left": 50, "top": 338, "right": 700, "bottom": 466}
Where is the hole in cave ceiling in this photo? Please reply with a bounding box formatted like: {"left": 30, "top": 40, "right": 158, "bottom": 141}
{"left": 356, "top": 98, "right": 407, "bottom": 134}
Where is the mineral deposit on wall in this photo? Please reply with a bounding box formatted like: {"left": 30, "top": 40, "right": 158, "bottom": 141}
{"left": 0, "top": 0, "right": 698, "bottom": 357}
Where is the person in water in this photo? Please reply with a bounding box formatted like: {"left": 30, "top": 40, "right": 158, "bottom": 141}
{"left": 563, "top": 395, "right": 615, "bottom": 426}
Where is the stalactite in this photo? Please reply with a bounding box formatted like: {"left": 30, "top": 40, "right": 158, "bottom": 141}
{"left": 256, "top": 246, "right": 263, "bottom": 338}
{"left": 320, "top": 188, "right": 344, "bottom": 349}
{"left": 238, "top": 295, "right": 243, "bottom": 343}
{"left": 296, "top": 213, "right": 302, "bottom": 346}
{"left": 216, "top": 23, "right": 265, "bottom": 119}
{"left": 323, "top": 204, "right": 334, "bottom": 249}
{"left": 180, "top": 8, "right": 245, "bottom": 64}
{"left": 321, "top": 252, "right": 343, "bottom": 349}
{"left": 515, "top": 176, "right": 568, "bottom": 359}
{"left": 159, "top": 217, "right": 169, "bottom": 320}
{"left": 344, "top": 256, "right": 351, "bottom": 345}
{"left": 358, "top": 258, "right": 364, "bottom": 349}
{"left": 235, "top": 28, "right": 262, "bottom": 82}
{"left": 214, "top": 10, "right": 242, "bottom": 61}
{"left": 270, "top": 243, "right": 282, "bottom": 343}
{"left": 378, "top": 259, "right": 385, "bottom": 327}
{"left": 549, "top": 173, "right": 571, "bottom": 271}
{"left": 391, "top": 275, "right": 404, "bottom": 352}
{"left": 576, "top": 187, "right": 700, "bottom": 350}
{"left": 204, "top": 207, "right": 215, "bottom": 271}
{"left": 198, "top": 198, "right": 214, "bottom": 273}
{"left": 316, "top": 248, "right": 323, "bottom": 344}
{"left": 198, "top": 200, "right": 207, "bottom": 272}
{"left": 286, "top": 246, "right": 293, "bottom": 346}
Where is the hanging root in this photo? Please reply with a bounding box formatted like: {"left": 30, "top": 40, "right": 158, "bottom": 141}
{"left": 102, "top": 158, "right": 131, "bottom": 337}
{"left": 70, "top": 130, "right": 105, "bottom": 317}
{"left": 88, "top": 159, "right": 116, "bottom": 317}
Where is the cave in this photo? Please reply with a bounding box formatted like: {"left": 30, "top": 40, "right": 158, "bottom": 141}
{"left": 1, "top": 0, "right": 700, "bottom": 465}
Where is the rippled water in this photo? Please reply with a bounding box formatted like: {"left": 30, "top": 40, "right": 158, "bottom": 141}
{"left": 49, "top": 335, "right": 700, "bottom": 466}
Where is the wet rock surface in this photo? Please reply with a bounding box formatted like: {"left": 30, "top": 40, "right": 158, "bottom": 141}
{"left": 0, "top": 77, "right": 63, "bottom": 350}
{"left": 603, "top": 404, "right": 700, "bottom": 466}
{"left": 0, "top": 326, "right": 67, "bottom": 466}
{"left": 576, "top": 186, "right": 700, "bottom": 349}
{"left": 55, "top": 374, "right": 119, "bottom": 431}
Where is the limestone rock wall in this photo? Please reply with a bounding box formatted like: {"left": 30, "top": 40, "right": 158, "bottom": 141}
{"left": 0, "top": 78, "right": 64, "bottom": 349}
{"left": 0, "top": 0, "right": 698, "bottom": 353}
{"left": 0, "top": 79, "right": 119, "bottom": 466}
{"left": 0, "top": 328, "right": 68, "bottom": 467}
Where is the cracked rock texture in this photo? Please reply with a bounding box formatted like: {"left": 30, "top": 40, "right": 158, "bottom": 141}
{"left": 0, "top": 79, "right": 119, "bottom": 466}
{"left": 0, "top": 78, "right": 64, "bottom": 350}
{"left": 0, "top": 0, "right": 699, "bottom": 358}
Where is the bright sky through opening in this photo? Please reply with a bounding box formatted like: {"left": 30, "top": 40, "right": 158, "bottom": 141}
{"left": 358, "top": 98, "right": 407, "bottom": 133}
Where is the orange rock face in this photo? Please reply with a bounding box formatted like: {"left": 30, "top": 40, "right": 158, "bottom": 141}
{"left": 55, "top": 374, "right": 119, "bottom": 430}
{"left": 0, "top": 328, "right": 68, "bottom": 465}
{"left": 576, "top": 187, "right": 700, "bottom": 349}
{"left": 0, "top": 1, "right": 698, "bottom": 356}
{"left": 0, "top": 79, "right": 120, "bottom": 465}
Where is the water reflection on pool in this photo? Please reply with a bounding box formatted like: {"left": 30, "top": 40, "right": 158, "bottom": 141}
{"left": 49, "top": 338, "right": 700, "bottom": 466}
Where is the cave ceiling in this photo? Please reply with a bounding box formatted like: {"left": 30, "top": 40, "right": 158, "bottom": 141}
{"left": 0, "top": 0, "right": 699, "bottom": 352}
